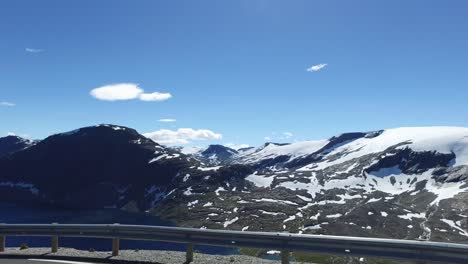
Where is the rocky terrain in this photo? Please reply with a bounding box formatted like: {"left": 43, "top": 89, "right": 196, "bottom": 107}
{"left": 160, "top": 127, "right": 468, "bottom": 244}
{"left": 1, "top": 125, "right": 467, "bottom": 246}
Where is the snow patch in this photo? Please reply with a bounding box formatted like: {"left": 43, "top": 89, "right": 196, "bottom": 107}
{"left": 441, "top": 219, "right": 468, "bottom": 237}
{"left": 245, "top": 173, "right": 274, "bottom": 188}
{"left": 223, "top": 217, "right": 239, "bottom": 228}
{"left": 326, "top": 213, "right": 342, "bottom": 219}
{"left": 398, "top": 212, "right": 426, "bottom": 220}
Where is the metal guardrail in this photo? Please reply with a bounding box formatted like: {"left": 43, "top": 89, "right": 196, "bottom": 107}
{"left": 0, "top": 224, "right": 467, "bottom": 263}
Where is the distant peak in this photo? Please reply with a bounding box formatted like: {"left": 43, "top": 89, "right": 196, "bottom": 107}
{"left": 261, "top": 142, "right": 290, "bottom": 148}
{"left": 0, "top": 135, "right": 31, "bottom": 143}
{"left": 57, "top": 124, "right": 137, "bottom": 136}
{"left": 95, "top": 124, "right": 130, "bottom": 131}
{"left": 202, "top": 144, "right": 237, "bottom": 155}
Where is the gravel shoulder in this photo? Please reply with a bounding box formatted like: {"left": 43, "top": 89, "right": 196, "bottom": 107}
{"left": 0, "top": 247, "right": 281, "bottom": 264}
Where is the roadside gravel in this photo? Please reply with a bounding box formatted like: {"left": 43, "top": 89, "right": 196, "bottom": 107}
{"left": 0, "top": 247, "right": 281, "bottom": 263}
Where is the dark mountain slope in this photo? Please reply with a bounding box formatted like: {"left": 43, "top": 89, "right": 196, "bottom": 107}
{"left": 0, "top": 125, "right": 197, "bottom": 210}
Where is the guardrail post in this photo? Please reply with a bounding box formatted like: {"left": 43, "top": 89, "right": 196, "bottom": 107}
{"left": 0, "top": 235, "right": 5, "bottom": 252}
{"left": 51, "top": 236, "right": 59, "bottom": 253}
{"left": 281, "top": 249, "right": 290, "bottom": 264}
{"left": 51, "top": 222, "right": 58, "bottom": 253}
{"left": 112, "top": 223, "right": 120, "bottom": 257}
{"left": 186, "top": 243, "right": 193, "bottom": 263}
{"left": 112, "top": 238, "right": 120, "bottom": 256}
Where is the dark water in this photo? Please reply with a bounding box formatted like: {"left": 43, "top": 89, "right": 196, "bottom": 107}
{"left": 0, "top": 203, "right": 238, "bottom": 255}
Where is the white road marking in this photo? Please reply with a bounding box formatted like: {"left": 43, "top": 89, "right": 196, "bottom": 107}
{"left": 27, "top": 259, "right": 96, "bottom": 264}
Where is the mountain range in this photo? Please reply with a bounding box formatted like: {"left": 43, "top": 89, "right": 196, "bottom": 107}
{"left": 1, "top": 124, "right": 467, "bottom": 244}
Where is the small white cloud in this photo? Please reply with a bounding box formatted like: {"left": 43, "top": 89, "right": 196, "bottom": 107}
{"left": 158, "top": 118, "right": 177, "bottom": 122}
{"left": 90, "top": 83, "right": 143, "bottom": 101}
{"left": 144, "top": 128, "right": 222, "bottom": 145}
{"left": 139, "top": 92, "right": 172, "bottom": 102}
{"left": 283, "top": 132, "right": 293, "bottom": 139}
{"left": 0, "top": 102, "right": 15, "bottom": 107}
{"left": 264, "top": 132, "right": 294, "bottom": 141}
{"left": 90, "top": 83, "right": 171, "bottom": 102}
{"left": 25, "top": 48, "right": 44, "bottom": 53}
{"left": 224, "top": 143, "right": 250, "bottom": 150}
{"left": 7, "top": 132, "right": 16, "bottom": 136}
{"left": 306, "top": 63, "right": 327, "bottom": 72}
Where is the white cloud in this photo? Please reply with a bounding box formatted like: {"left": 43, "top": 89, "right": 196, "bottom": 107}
{"left": 90, "top": 83, "right": 172, "bottom": 102}
{"left": 306, "top": 63, "right": 327, "bottom": 72}
{"left": 158, "top": 118, "right": 177, "bottom": 122}
{"left": 90, "top": 83, "right": 143, "bottom": 101}
{"left": 264, "top": 132, "right": 294, "bottom": 141}
{"left": 25, "top": 48, "right": 44, "bottom": 53}
{"left": 7, "top": 132, "right": 16, "bottom": 136}
{"left": 0, "top": 102, "right": 15, "bottom": 107}
{"left": 139, "top": 92, "right": 172, "bottom": 102}
{"left": 224, "top": 143, "right": 250, "bottom": 150}
{"left": 283, "top": 132, "right": 294, "bottom": 139}
{"left": 144, "top": 128, "right": 222, "bottom": 145}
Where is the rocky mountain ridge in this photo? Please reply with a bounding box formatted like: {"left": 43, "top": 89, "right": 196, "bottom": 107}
{"left": 161, "top": 127, "right": 468, "bottom": 243}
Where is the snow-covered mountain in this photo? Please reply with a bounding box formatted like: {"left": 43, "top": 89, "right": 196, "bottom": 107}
{"left": 1, "top": 125, "right": 467, "bottom": 244}
{"left": 159, "top": 127, "right": 468, "bottom": 243}
{"left": 228, "top": 140, "right": 329, "bottom": 168}
{"left": 189, "top": 144, "right": 238, "bottom": 166}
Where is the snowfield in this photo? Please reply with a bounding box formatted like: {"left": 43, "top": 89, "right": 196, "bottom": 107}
{"left": 299, "top": 127, "right": 468, "bottom": 170}
{"left": 233, "top": 140, "right": 329, "bottom": 164}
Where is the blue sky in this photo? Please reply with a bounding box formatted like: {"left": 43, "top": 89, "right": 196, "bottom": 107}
{"left": 1, "top": 0, "right": 467, "bottom": 148}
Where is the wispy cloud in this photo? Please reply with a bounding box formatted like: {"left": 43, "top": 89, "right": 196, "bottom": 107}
{"left": 139, "top": 92, "right": 172, "bottom": 102}
{"left": 264, "top": 131, "right": 294, "bottom": 142}
{"left": 282, "top": 132, "right": 293, "bottom": 139}
{"left": 144, "top": 128, "right": 222, "bottom": 145}
{"left": 158, "top": 118, "right": 177, "bottom": 122}
{"left": 306, "top": 63, "right": 327, "bottom": 72}
{"left": 0, "top": 102, "right": 15, "bottom": 107}
{"left": 25, "top": 48, "right": 44, "bottom": 53}
{"left": 7, "top": 132, "right": 16, "bottom": 136}
{"left": 90, "top": 83, "right": 172, "bottom": 102}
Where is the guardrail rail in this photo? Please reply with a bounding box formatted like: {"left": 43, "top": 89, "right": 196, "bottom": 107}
{"left": 0, "top": 223, "right": 468, "bottom": 263}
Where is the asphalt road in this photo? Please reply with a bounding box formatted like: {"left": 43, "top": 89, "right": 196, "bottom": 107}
{"left": 0, "top": 259, "right": 98, "bottom": 264}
